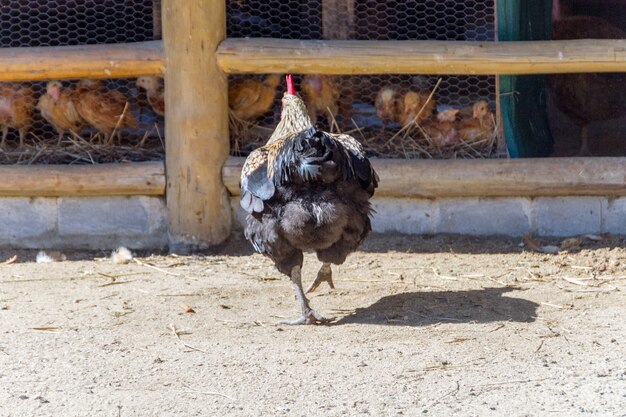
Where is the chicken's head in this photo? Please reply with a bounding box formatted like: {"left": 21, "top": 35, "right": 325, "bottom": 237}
{"left": 266, "top": 75, "right": 314, "bottom": 144}
{"left": 403, "top": 91, "right": 421, "bottom": 111}
{"left": 77, "top": 79, "right": 104, "bottom": 90}
{"left": 437, "top": 108, "right": 459, "bottom": 122}
{"left": 472, "top": 100, "right": 490, "bottom": 119}
{"left": 46, "top": 81, "right": 63, "bottom": 101}
{"left": 136, "top": 76, "right": 160, "bottom": 92}
{"left": 376, "top": 87, "right": 398, "bottom": 111}
{"left": 280, "top": 74, "right": 310, "bottom": 122}
{"left": 302, "top": 75, "right": 323, "bottom": 95}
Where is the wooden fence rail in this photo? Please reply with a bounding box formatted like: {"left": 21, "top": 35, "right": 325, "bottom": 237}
{"left": 224, "top": 157, "right": 626, "bottom": 198}
{"left": 0, "top": 161, "right": 165, "bottom": 197}
{"left": 0, "top": 41, "right": 164, "bottom": 82}
{"left": 217, "top": 38, "right": 626, "bottom": 75}
{"left": 0, "top": 38, "right": 624, "bottom": 82}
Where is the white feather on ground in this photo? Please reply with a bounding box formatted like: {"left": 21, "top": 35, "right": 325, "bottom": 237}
{"left": 36, "top": 251, "right": 66, "bottom": 263}
{"left": 110, "top": 246, "right": 133, "bottom": 264}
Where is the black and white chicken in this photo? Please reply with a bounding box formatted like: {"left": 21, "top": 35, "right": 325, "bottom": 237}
{"left": 240, "top": 75, "right": 378, "bottom": 325}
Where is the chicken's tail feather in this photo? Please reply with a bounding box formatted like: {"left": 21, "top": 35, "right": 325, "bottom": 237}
{"left": 273, "top": 130, "right": 345, "bottom": 185}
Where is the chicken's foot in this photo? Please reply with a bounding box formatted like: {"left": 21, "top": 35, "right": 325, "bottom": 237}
{"left": 306, "top": 263, "right": 334, "bottom": 293}
{"left": 280, "top": 265, "right": 335, "bottom": 325}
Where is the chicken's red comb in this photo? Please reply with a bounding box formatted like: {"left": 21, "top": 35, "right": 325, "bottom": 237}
{"left": 286, "top": 74, "right": 295, "bottom": 95}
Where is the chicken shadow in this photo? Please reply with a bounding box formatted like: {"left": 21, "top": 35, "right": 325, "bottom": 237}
{"left": 336, "top": 286, "right": 538, "bottom": 327}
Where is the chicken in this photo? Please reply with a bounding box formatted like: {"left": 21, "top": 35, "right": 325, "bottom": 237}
{"left": 421, "top": 109, "right": 459, "bottom": 147}
{"left": 398, "top": 90, "right": 436, "bottom": 128}
{"left": 72, "top": 79, "right": 137, "bottom": 142}
{"left": 301, "top": 75, "right": 340, "bottom": 125}
{"left": 374, "top": 85, "right": 401, "bottom": 130}
{"left": 547, "top": 0, "right": 626, "bottom": 155}
{"left": 0, "top": 83, "right": 35, "bottom": 148}
{"left": 458, "top": 102, "right": 477, "bottom": 119}
{"left": 457, "top": 100, "right": 495, "bottom": 143}
{"left": 37, "top": 81, "right": 86, "bottom": 145}
{"left": 136, "top": 76, "right": 164, "bottom": 116}
{"left": 229, "top": 74, "right": 281, "bottom": 122}
{"left": 240, "top": 75, "right": 378, "bottom": 325}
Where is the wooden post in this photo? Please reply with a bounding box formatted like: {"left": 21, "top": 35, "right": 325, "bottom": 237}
{"left": 322, "top": 0, "right": 355, "bottom": 127}
{"left": 322, "top": 0, "right": 355, "bottom": 40}
{"left": 163, "top": 0, "right": 232, "bottom": 252}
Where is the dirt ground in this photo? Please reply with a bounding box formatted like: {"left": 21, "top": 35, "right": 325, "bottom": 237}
{"left": 0, "top": 233, "right": 625, "bottom": 417}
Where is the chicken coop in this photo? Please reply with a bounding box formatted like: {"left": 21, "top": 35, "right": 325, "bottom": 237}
{"left": 0, "top": 0, "right": 624, "bottom": 250}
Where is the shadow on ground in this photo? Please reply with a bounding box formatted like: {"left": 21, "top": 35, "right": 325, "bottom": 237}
{"left": 336, "top": 286, "right": 538, "bottom": 326}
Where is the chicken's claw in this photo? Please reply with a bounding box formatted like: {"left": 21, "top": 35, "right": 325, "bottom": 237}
{"left": 283, "top": 265, "right": 336, "bottom": 325}
{"left": 279, "top": 308, "right": 336, "bottom": 325}
{"left": 306, "top": 263, "right": 334, "bottom": 293}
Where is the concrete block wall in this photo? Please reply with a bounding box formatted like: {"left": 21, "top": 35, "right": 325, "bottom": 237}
{"left": 0, "top": 195, "right": 623, "bottom": 250}
{"left": 0, "top": 196, "right": 167, "bottom": 250}
{"left": 370, "top": 197, "right": 626, "bottom": 237}
{"left": 233, "top": 196, "right": 626, "bottom": 238}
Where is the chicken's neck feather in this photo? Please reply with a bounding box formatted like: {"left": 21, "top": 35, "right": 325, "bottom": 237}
{"left": 266, "top": 94, "right": 315, "bottom": 144}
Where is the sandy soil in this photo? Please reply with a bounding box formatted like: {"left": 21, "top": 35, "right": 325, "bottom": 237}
{"left": 0, "top": 233, "right": 625, "bottom": 417}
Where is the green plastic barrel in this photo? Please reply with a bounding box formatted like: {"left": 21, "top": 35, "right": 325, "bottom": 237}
{"left": 498, "top": 0, "right": 554, "bottom": 157}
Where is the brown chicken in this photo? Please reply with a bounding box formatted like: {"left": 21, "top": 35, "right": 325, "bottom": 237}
{"left": 136, "top": 76, "right": 164, "bottom": 116}
{"left": 457, "top": 100, "right": 495, "bottom": 143}
{"left": 398, "top": 90, "right": 436, "bottom": 128}
{"left": 547, "top": 0, "right": 626, "bottom": 155}
{"left": 458, "top": 102, "right": 477, "bottom": 119}
{"left": 37, "top": 81, "right": 85, "bottom": 144}
{"left": 229, "top": 74, "right": 282, "bottom": 122}
{"left": 0, "top": 83, "right": 35, "bottom": 148}
{"left": 422, "top": 109, "right": 459, "bottom": 147}
{"left": 301, "top": 75, "right": 340, "bottom": 125}
{"left": 375, "top": 85, "right": 401, "bottom": 130}
{"left": 72, "top": 79, "right": 137, "bottom": 142}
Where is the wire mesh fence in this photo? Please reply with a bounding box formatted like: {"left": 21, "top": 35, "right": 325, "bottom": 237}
{"left": 0, "top": 0, "right": 164, "bottom": 164}
{"left": 1, "top": 0, "right": 503, "bottom": 162}
{"left": 227, "top": 0, "right": 500, "bottom": 159}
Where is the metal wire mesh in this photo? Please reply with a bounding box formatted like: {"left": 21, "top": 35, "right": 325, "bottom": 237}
{"left": 0, "top": 0, "right": 163, "bottom": 163}
{"left": 226, "top": 0, "right": 497, "bottom": 158}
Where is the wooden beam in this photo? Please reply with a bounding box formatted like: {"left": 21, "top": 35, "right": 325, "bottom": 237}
{"left": 163, "top": 0, "right": 231, "bottom": 251}
{"left": 0, "top": 41, "right": 164, "bottom": 82}
{"left": 217, "top": 38, "right": 626, "bottom": 75}
{"left": 0, "top": 162, "right": 164, "bottom": 197}
{"left": 223, "top": 157, "right": 626, "bottom": 198}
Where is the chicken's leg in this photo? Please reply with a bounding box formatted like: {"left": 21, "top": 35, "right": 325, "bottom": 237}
{"left": 579, "top": 125, "right": 592, "bottom": 156}
{"left": 280, "top": 265, "right": 335, "bottom": 325}
{"left": 0, "top": 127, "right": 7, "bottom": 149}
{"left": 306, "top": 263, "right": 334, "bottom": 293}
{"left": 18, "top": 127, "right": 27, "bottom": 148}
